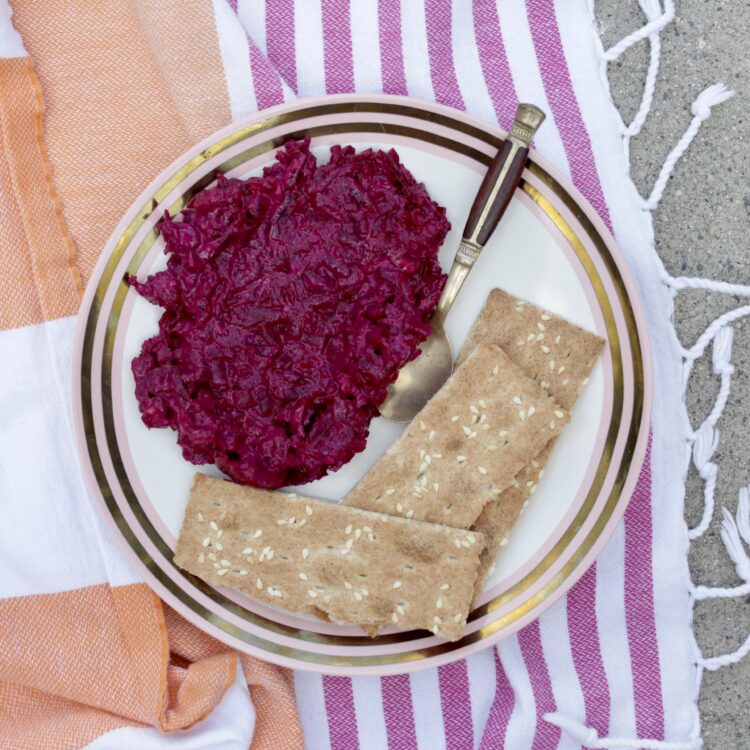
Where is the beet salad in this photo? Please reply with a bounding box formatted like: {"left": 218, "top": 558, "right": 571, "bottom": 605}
{"left": 131, "top": 138, "right": 449, "bottom": 488}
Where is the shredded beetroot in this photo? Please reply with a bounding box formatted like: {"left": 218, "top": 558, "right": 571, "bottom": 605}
{"left": 131, "top": 138, "right": 449, "bottom": 488}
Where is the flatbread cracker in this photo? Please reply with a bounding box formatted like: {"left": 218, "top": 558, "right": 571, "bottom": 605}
{"left": 456, "top": 288, "right": 604, "bottom": 410}
{"left": 344, "top": 342, "right": 568, "bottom": 529}
{"left": 175, "top": 473, "right": 485, "bottom": 640}
{"left": 457, "top": 289, "right": 604, "bottom": 597}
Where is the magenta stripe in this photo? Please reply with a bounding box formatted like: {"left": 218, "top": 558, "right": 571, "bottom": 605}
{"left": 424, "top": 0, "right": 465, "bottom": 110}
{"left": 518, "top": 620, "right": 560, "bottom": 749}
{"left": 378, "top": 0, "right": 408, "bottom": 96}
{"left": 381, "top": 674, "right": 418, "bottom": 750}
{"left": 266, "top": 0, "right": 298, "bottom": 93}
{"left": 566, "top": 563, "right": 612, "bottom": 736}
{"left": 525, "top": 0, "right": 611, "bottom": 229}
{"left": 478, "top": 648, "right": 515, "bottom": 750}
{"left": 323, "top": 675, "right": 360, "bottom": 750}
{"left": 249, "top": 40, "right": 286, "bottom": 109}
{"left": 321, "top": 0, "right": 355, "bottom": 94}
{"left": 438, "top": 660, "right": 473, "bottom": 750}
{"left": 472, "top": 0, "right": 518, "bottom": 131}
{"left": 624, "top": 441, "right": 665, "bottom": 740}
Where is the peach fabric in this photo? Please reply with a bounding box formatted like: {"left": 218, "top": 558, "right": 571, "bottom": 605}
{"left": 0, "top": 583, "right": 303, "bottom": 750}
{"left": 0, "top": 3, "right": 303, "bottom": 748}
{"left": 0, "top": 58, "right": 82, "bottom": 329}
{"left": 5, "top": 0, "right": 233, "bottom": 327}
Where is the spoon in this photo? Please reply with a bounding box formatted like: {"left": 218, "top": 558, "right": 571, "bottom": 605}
{"left": 379, "top": 103, "right": 546, "bottom": 423}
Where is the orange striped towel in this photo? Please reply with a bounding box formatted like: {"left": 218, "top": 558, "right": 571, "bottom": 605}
{"left": 0, "top": 2, "right": 302, "bottom": 747}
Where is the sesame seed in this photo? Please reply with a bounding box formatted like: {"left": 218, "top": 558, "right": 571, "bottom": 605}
{"left": 454, "top": 613, "right": 462, "bottom": 623}
{"left": 421, "top": 475, "right": 428, "bottom": 486}
{"left": 531, "top": 459, "right": 540, "bottom": 468}
{"left": 396, "top": 502, "right": 404, "bottom": 513}
{"left": 530, "top": 483, "right": 538, "bottom": 493}
{"left": 256, "top": 578, "right": 263, "bottom": 589}
{"left": 541, "top": 380, "right": 549, "bottom": 389}
{"left": 345, "top": 525, "right": 353, "bottom": 535}
{"left": 436, "top": 598, "right": 444, "bottom": 608}
{"left": 451, "top": 415, "right": 459, "bottom": 422}
{"left": 549, "top": 360, "right": 555, "bottom": 371}
{"left": 254, "top": 530, "right": 263, "bottom": 538}
{"left": 558, "top": 365, "right": 566, "bottom": 374}
{"left": 526, "top": 480, "right": 535, "bottom": 488}
{"left": 198, "top": 553, "right": 204, "bottom": 563}
{"left": 397, "top": 604, "right": 406, "bottom": 615}
{"left": 363, "top": 526, "right": 373, "bottom": 533}
{"left": 518, "top": 409, "right": 526, "bottom": 421}
{"left": 527, "top": 406, "right": 536, "bottom": 417}
{"left": 212, "top": 562, "right": 220, "bottom": 570}
{"left": 511, "top": 478, "right": 520, "bottom": 488}
{"left": 240, "top": 569, "right": 248, "bottom": 575}
{"left": 405, "top": 510, "right": 414, "bottom": 519}
{"left": 433, "top": 615, "right": 442, "bottom": 624}
{"left": 368, "top": 532, "right": 375, "bottom": 541}
{"left": 440, "top": 583, "right": 450, "bottom": 590}
{"left": 432, "top": 453, "right": 442, "bottom": 459}
{"left": 563, "top": 378, "right": 570, "bottom": 386}
{"left": 469, "top": 431, "right": 477, "bottom": 439}
{"left": 287, "top": 493, "right": 296, "bottom": 498}
{"left": 288, "top": 517, "right": 296, "bottom": 525}
{"left": 305, "top": 505, "right": 313, "bottom": 516}
{"left": 267, "top": 550, "right": 274, "bottom": 560}
{"left": 266, "top": 586, "right": 275, "bottom": 596}
{"left": 276, "top": 519, "right": 287, "bottom": 525}
{"left": 541, "top": 313, "right": 551, "bottom": 321}
{"left": 202, "top": 538, "right": 211, "bottom": 547}
{"left": 308, "top": 589, "right": 318, "bottom": 598}
{"left": 539, "top": 469, "right": 545, "bottom": 479}
{"left": 323, "top": 594, "right": 332, "bottom": 603}
{"left": 537, "top": 333, "right": 545, "bottom": 341}
{"left": 479, "top": 414, "right": 487, "bottom": 424}
{"left": 500, "top": 537, "right": 509, "bottom": 547}
{"left": 361, "top": 587, "right": 369, "bottom": 596}
{"left": 385, "top": 489, "right": 396, "bottom": 496}
{"left": 537, "top": 322, "right": 545, "bottom": 331}
{"left": 302, "top": 548, "right": 309, "bottom": 559}
{"left": 582, "top": 377, "right": 590, "bottom": 386}
{"left": 355, "top": 529, "right": 362, "bottom": 539}
{"left": 433, "top": 482, "right": 439, "bottom": 492}
{"left": 454, "top": 538, "right": 463, "bottom": 548}
{"left": 210, "top": 521, "right": 219, "bottom": 531}
{"left": 431, "top": 625, "right": 439, "bottom": 635}
{"left": 345, "top": 538, "right": 354, "bottom": 550}
{"left": 523, "top": 500, "right": 530, "bottom": 509}
{"left": 419, "top": 462, "right": 427, "bottom": 472}
{"left": 392, "top": 612, "right": 399, "bottom": 623}
{"left": 470, "top": 405, "right": 479, "bottom": 414}
{"left": 512, "top": 395, "right": 523, "bottom": 405}
{"left": 393, "top": 580, "right": 403, "bottom": 589}
{"left": 478, "top": 466, "right": 488, "bottom": 474}
{"left": 354, "top": 591, "right": 363, "bottom": 601}
{"left": 419, "top": 449, "right": 425, "bottom": 459}
{"left": 215, "top": 543, "right": 223, "bottom": 552}
{"left": 527, "top": 333, "right": 535, "bottom": 341}
{"left": 197, "top": 512, "right": 204, "bottom": 522}
{"left": 419, "top": 420, "right": 426, "bottom": 430}
{"left": 299, "top": 572, "right": 308, "bottom": 581}
{"left": 498, "top": 430, "right": 509, "bottom": 438}
{"left": 549, "top": 420, "right": 556, "bottom": 429}
{"left": 517, "top": 340, "right": 525, "bottom": 347}
{"left": 555, "top": 335, "right": 561, "bottom": 344}
{"left": 462, "top": 426, "right": 472, "bottom": 436}
{"left": 493, "top": 365, "right": 499, "bottom": 375}
{"left": 488, "top": 444, "right": 497, "bottom": 450}
{"left": 208, "top": 553, "right": 217, "bottom": 562}
{"left": 541, "top": 345, "right": 550, "bottom": 353}
{"left": 467, "top": 534, "right": 476, "bottom": 543}
{"left": 428, "top": 430, "right": 435, "bottom": 441}
{"left": 221, "top": 559, "right": 231, "bottom": 567}
{"left": 554, "top": 410, "right": 564, "bottom": 419}
{"left": 217, "top": 569, "right": 228, "bottom": 576}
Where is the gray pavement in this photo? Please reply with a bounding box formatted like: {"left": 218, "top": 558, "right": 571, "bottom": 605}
{"left": 595, "top": 1, "right": 750, "bottom": 746}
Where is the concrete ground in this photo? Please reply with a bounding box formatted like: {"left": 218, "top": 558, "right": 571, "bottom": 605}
{"left": 595, "top": 1, "right": 750, "bottom": 746}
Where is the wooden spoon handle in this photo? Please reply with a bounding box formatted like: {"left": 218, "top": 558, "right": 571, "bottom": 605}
{"left": 463, "top": 103, "right": 545, "bottom": 248}
{"left": 436, "top": 103, "right": 546, "bottom": 318}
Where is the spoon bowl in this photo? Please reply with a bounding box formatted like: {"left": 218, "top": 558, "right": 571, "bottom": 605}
{"left": 379, "top": 319, "right": 453, "bottom": 422}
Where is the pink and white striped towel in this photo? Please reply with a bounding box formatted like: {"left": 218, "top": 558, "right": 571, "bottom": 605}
{"left": 217, "top": 2, "right": 699, "bottom": 747}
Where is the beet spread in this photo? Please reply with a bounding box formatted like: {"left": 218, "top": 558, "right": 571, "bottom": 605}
{"left": 131, "top": 139, "right": 449, "bottom": 488}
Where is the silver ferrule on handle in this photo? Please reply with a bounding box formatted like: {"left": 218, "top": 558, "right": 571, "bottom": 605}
{"left": 435, "top": 103, "right": 545, "bottom": 320}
